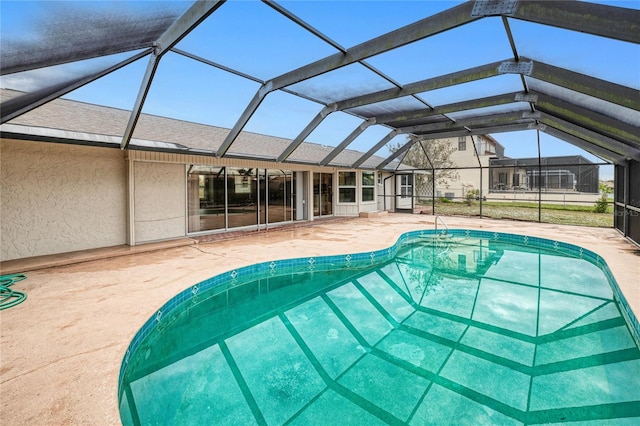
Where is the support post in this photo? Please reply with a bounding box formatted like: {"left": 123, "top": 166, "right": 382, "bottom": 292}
{"left": 126, "top": 155, "right": 136, "bottom": 246}
{"left": 470, "top": 135, "right": 484, "bottom": 217}
{"left": 537, "top": 129, "right": 542, "bottom": 222}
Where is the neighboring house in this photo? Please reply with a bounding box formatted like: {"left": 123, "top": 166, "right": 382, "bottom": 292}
{"left": 437, "top": 134, "right": 505, "bottom": 200}
{"left": 489, "top": 156, "right": 599, "bottom": 194}
{"left": 0, "top": 89, "right": 402, "bottom": 262}
{"left": 434, "top": 136, "right": 599, "bottom": 203}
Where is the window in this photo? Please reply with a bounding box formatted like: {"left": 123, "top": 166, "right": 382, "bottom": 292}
{"left": 400, "top": 174, "right": 413, "bottom": 198}
{"left": 338, "top": 171, "right": 356, "bottom": 203}
{"left": 458, "top": 136, "right": 466, "bottom": 151}
{"left": 362, "top": 171, "right": 375, "bottom": 202}
{"left": 497, "top": 172, "right": 507, "bottom": 189}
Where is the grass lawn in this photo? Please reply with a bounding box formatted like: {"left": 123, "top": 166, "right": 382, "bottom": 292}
{"left": 423, "top": 201, "right": 614, "bottom": 228}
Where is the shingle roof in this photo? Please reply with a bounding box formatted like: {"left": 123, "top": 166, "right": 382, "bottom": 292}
{"left": 1, "top": 89, "right": 401, "bottom": 170}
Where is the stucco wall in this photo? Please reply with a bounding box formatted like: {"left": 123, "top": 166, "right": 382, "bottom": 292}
{"left": 0, "top": 139, "right": 127, "bottom": 261}
{"left": 133, "top": 162, "right": 185, "bottom": 243}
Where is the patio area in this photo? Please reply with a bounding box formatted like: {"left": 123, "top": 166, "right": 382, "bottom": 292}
{"left": 1, "top": 214, "right": 638, "bottom": 425}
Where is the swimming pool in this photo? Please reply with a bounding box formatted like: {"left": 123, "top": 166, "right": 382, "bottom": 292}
{"left": 118, "top": 229, "right": 640, "bottom": 425}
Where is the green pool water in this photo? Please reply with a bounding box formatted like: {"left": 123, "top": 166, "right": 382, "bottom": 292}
{"left": 119, "top": 232, "right": 640, "bottom": 425}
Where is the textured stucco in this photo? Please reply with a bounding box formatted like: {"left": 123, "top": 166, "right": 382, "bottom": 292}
{"left": 133, "top": 162, "right": 185, "bottom": 243}
{"left": 0, "top": 139, "right": 127, "bottom": 261}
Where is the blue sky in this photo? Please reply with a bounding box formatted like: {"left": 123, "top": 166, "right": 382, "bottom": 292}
{"left": 2, "top": 0, "right": 639, "bottom": 179}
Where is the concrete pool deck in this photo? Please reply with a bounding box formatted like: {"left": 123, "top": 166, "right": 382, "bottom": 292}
{"left": 1, "top": 214, "right": 638, "bottom": 425}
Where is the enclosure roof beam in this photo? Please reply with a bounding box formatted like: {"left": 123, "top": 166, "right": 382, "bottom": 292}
{"left": 542, "top": 127, "right": 627, "bottom": 166}
{"left": 332, "top": 57, "right": 638, "bottom": 123}
{"left": 320, "top": 118, "right": 375, "bottom": 166}
{"left": 262, "top": 0, "right": 346, "bottom": 53}
{"left": 120, "top": 57, "right": 159, "bottom": 149}
{"left": 402, "top": 111, "right": 536, "bottom": 135}
{"left": 538, "top": 112, "right": 640, "bottom": 162}
{"left": 351, "top": 130, "right": 399, "bottom": 169}
{"left": 375, "top": 137, "right": 418, "bottom": 170}
{"left": 532, "top": 91, "right": 640, "bottom": 147}
{"left": 278, "top": 104, "right": 336, "bottom": 162}
{"left": 1, "top": 49, "right": 150, "bottom": 124}
{"left": 375, "top": 91, "right": 530, "bottom": 126}
{"left": 218, "top": 1, "right": 478, "bottom": 157}
{"left": 268, "top": 1, "right": 477, "bottom": 91}
{"left": 121, "top": 0, "right": 226, "bottom": 149}
{"left": 216, "top": 86, "right": 271, "bottom": 157}
{"left": 375, "top": 122, "right": 535, "bottom": 170}
{"left": 510, "top": 1, "right": 640, "bottom": 44}
{"left": 335, "top": 59, "right": 511, "bottom": 112}
{"left": 412, "top": 122, "right": 535, "bottom": 141}
{"left": 265, "top": 0, "right": 434, "bottom": 112}
{"left": 171, "top": 47, "right": 329, "bottom": 106}
{"left": 172, "top": 47, "right": 263, "bottom": 84}
{"left": 156, "top": 1, "right": 226, "bottom": 55}
{"left": 525, "top": 57, "right": 639, "bottom": 111}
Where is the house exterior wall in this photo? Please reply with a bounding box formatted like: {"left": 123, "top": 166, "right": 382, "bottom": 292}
{"left": 334, "top": 203, "right": 360, "bottom": 216}
{"left": 0, "top": 139, "right": 127, "bottom": 261}
{"left": 451, "top": 160, "right": 492, "bottom": 199}
{"left": 133, "top": 162, "right": 186, "bottom": 243}
{"left": 376, "top": 172, "right": 394, "bottom": 211}
{"left": 394, "top": 174, "right": 414, "bottom": 210}
{"left": 433, "top": 136, "right": 499, "bottom": 200}
{"left": 334, "top": 170, "right": 380, "bottom": 216}
{"left": 1, "top": 139, "right": 389, "bottom": 261}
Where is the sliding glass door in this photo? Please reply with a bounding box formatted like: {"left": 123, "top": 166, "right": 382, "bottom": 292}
{"left": 188, "top": 166, "right": 296, "bottom": 233}
{"left": 188, "top": 166, "right": 225, "bottom": 232}
{"left": 267, "top": 169, "right": 293, "bottom": 224}
{"left": 313, "top": 172, "right": 333, "bottom": 217}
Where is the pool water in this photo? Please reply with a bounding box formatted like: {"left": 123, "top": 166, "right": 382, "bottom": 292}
{"left": 119, "top": 231, "right": 640, "bottom": 425}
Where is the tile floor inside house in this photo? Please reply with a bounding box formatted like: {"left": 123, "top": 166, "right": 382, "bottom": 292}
{"left": 1, "top": 214, "right": 638, "bottom": 425}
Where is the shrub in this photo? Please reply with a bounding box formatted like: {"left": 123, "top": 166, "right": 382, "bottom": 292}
{"left": 593, "top": 194, "right": 609, "bottom": 213}
{"left": 465, "top": 189, "right": 479, "bottom": 206}
{"left": 594, "top": 181, "right": 611, "bottom": 213}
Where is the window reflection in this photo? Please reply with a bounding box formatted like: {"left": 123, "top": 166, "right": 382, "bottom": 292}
{"left": 227, "top": 167, "right": 258, "bottom": 229}
{"left": 267, "top": 169, "right": 293, "bottom": 224}
{"left": 313, "top": 173, "right": 333, "bottom": 216}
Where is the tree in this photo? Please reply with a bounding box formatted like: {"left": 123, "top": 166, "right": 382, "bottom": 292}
{"left": 388, "top": 136, "right": 460, "bottom": 187}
